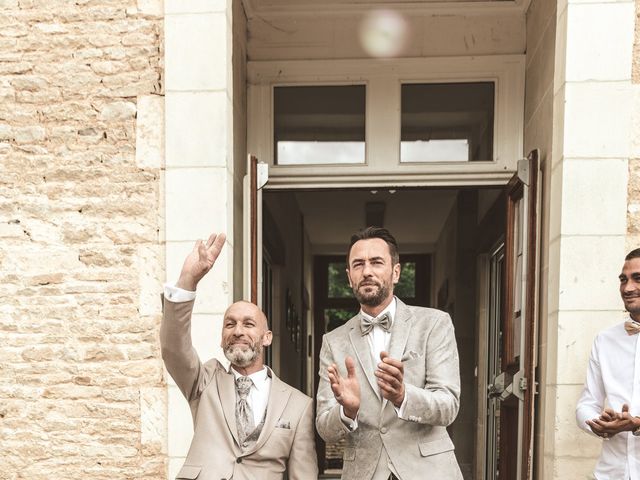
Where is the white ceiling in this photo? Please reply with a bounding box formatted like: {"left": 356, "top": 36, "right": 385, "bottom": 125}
{"left": 248, "top": 0, "right": 501, "bottom": 9}
{"left": 290, "top": 189, "right": 459, "bottom": 252}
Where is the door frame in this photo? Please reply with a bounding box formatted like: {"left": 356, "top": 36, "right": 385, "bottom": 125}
{"left": 247, "top": 178, "right": 533, "bottom": 477}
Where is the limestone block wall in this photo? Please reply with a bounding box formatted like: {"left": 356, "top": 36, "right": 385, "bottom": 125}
{"left": 630, "top": 0, "right": 640, "bottom": 250}
{"left": 0, "top": 1, "right": 165, "bottom": 478}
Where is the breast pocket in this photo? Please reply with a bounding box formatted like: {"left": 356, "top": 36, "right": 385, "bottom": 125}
{"left": 176, "top": 465, "right": 201, "bottom": 479}
{"left": 418, "top": 437, "right": 455, "bottom": 457}
{"left": 268, "top": 426, "right": 294, "bottom": 451}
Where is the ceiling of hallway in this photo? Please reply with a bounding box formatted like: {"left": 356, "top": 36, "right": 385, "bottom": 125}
{"left": 250, "top": 0, "right": 509, "bottom": 8}
{"left": 292, "top": 189, "right": 459, "bottom": 252}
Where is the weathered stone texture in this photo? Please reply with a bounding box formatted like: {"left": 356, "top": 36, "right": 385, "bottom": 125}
{"left": 628, "top": 157, "right": 640, "bottom": 248}
{"left": 0, "top": 1, "right": 165, "bottom": 479}
{"left": 631, "top": 2, "right": 640, "bottom": 249}
{"left": 635, "top": 0, "right": 640, "bottom": 83}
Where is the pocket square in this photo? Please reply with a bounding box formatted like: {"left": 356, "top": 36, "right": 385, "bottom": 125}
{"left": 276, "top": 420, "right": 290, "bottom": 429}
{"left": 401, "top": 350, "right": 422, "bottom": 362}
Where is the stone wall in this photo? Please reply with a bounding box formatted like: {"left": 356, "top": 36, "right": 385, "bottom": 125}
{"left": 0, "top": 1, "right": 165, "bottom": 479}
{"left": 630, "top": 0, "right": 640, "bottom": 250}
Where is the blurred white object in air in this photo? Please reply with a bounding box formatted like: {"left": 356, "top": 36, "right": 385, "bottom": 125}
{"left": 359, "top": 9, "right": 409, "bottom": 58}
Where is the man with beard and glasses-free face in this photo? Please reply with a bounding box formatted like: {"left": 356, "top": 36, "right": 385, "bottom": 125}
{"left": 576, "top": 248, "right": 640, "bottom": 479}
{"left": 316, "top": 227, "right": 463, "bottom": 480}
{"left": 161, "top": 232, "right": 317, "bottom": 480}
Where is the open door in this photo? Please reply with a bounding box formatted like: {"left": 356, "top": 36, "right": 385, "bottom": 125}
{"left": 243, "top": 154, "right": 269, "bottom": 305}
{"left": 486, "top": 150, "right": 539, "bottom": 480}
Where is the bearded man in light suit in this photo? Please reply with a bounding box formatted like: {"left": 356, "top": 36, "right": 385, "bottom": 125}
{"left": 161, "top": 232, "right": 317, "bottom": 480}
{"left": 316, "top": 226, "right": 463, "bottom": 480}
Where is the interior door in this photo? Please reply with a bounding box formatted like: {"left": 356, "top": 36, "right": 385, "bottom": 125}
{"left": 487, "top": 150, "right": 539, "bottom": 480}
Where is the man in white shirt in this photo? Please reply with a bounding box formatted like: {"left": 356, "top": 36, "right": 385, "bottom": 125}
{"left": 161, "top": 232, "right": 317, "bottom": 480}
{"left": 576, "top": 248, "right": 640, "bottom": 479}
{"left": 315, "top": 227, "right": 463, "bottom": 480}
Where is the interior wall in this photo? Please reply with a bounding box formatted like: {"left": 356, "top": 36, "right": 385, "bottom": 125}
{"left": 453, "top": 191, "right": 479, "bottom": 480}
{"left": 433, "top": 198, "right": 457, "bottom": 317}
{"left": 263, "top": 192, "right": 306, "bottom": 389}
{"left": 303, "top": 228, "right": 314, "bottom": 396}
{"left": 432, "top": 194, "right": 471, "bottom": 480}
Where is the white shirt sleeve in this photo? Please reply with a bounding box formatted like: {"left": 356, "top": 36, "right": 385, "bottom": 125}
{"left": 395, "top": 392, "right": 409, "bottom": 418}
{"left": 576, "top": 335, "right": 605, "bottom": 435}
{"left": 339, "top": 406, "right": 358, "bottom": 431}
{"left": 163, "top": 282, "right": 196, "bottom": 303}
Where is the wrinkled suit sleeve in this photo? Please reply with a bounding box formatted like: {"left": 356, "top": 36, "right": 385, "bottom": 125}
{"left": 316, "top": 335, "right": 352, "bottom": 443}
{"left": 160, "top": 297, "right": 214, "bottom": 402}
{"left": 401, "top": 312, "right": 461, "bottom": 426}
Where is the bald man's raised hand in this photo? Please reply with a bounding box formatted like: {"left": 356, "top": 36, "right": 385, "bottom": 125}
{"left": 176, "top": 233, "right": 226, "bottom": 291}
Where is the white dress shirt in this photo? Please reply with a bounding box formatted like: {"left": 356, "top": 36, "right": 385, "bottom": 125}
{"left": 576, "top": 319, "right": 640, "bottom": 479}
{"left": 362, "top": 298, "right": 397, "bottom": 365}
{"left": 163, "top": 283, "right": 272, "bottom": 427}
{"left": 340, "top": 298, "right": 408, "bottom": 425}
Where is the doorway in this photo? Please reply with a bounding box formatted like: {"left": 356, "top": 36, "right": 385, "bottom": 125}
{"left": 259, "top": 185, "right": 511, "bottom": 478}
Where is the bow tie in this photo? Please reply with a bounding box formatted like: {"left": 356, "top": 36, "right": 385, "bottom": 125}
{"left": 360, "top": 313, "right": 391, "bottom": 336}
{"left": 625, "top": 320, "right": 640, "bottom": 335}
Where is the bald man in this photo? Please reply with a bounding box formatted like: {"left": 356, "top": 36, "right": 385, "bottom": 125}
{"left": 161, "top": 232, "right": 318, "bottom": 480}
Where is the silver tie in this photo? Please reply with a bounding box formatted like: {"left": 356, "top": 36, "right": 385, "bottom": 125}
{"left": 235, "top": 376, "right": 255, "bottom": 444}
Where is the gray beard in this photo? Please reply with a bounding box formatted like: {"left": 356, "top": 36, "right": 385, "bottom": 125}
{"left": 224, "top": 343, "right": 260, "bottom": 368}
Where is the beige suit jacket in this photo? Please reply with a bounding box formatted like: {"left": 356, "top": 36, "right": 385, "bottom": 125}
{"left": 161, "top": 298, "right": 318, "bottom": 480}
{"left": 316, "top": 298, "right": 462, "bottom": 480}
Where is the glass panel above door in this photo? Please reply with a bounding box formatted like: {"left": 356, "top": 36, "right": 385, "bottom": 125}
{"left": 401, "top": 82, "right": 495, "bottom": 163}
{"left": 274, "top": 85, "right": 366, "bottom": 165}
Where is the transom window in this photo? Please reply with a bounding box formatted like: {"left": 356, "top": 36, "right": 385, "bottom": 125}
{"left": 248, "top": 56, "right": 525, "bottom": 186}
{"left": 274, "top": 85, "right": 366, "bottom": 165}
{"left": 401, "top": 82, "right": 494, "bottom": 163}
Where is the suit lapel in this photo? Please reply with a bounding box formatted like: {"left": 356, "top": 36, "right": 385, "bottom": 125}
{"left": 249, "top": 371, "right": 290, "bottom": 454}
{"left": 348, "top": 316, "right": 381, "bottom": 400}
{"left": 389, "top": 298, "right": 412, "bottom": 361}
{"left": 218, "top": 367, "right": 240, "bottom": 447}
{"left": 382, "top": 299, "right": 412, "bottom": 409}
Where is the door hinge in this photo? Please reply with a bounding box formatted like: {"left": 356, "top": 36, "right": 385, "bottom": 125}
{"left": 517, "top": 158, "right": 529, "bottom": 186}
{"left": 511, "top": 369, "right": 525, "bottom": 401}
{"left": 257, "top": 162, "right": 269, "bottom": 190}
{"left": 519, "top": 376, "right": 527, "bottom": 392}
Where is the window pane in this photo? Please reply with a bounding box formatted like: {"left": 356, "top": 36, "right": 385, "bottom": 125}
{"left": 401, "top": 82, "right": 494, "bottom": 162}
{"left": 395, "top": 262, "right": 416, "bottom": 298}
{"left": 328, "top": 262, "right": 351, "bottom": 298}
{"left": 324, "top": 309, "right": 356, "bottom": 332}
{"left": 274, "top": 85, "right": 366, "bottom": 165}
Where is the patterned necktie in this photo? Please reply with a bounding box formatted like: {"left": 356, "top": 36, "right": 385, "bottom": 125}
{"left": 360, "top": 312, "right": 391, "bottom": 336}
{"left": 625, "top": 320, "right": 640, "bottom": 335}
{"left": 235, "top": 376, "right": 255, "bottom": 444}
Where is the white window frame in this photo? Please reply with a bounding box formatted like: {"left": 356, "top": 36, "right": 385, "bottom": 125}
{"left": 248, "top": 55, "right": 525, "bottom": 189}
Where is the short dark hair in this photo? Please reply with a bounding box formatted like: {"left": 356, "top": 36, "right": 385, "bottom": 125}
{"left": 626, "top": 248, "right": 640, "bottom": 261}
{"left": 347, "top": 226, "right": 400, "bottom": 266}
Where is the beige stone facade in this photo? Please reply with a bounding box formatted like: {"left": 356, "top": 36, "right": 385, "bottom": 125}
{"left": 0, "top": 1, "right": 165, "bottom": 478}
{"left": 629, "top": 1, "right": 640, "bottom": 250}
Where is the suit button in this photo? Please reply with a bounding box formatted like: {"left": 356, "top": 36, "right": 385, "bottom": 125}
{"left": 380, "top": 427, "right": 388, "bottom": 434}
{"left": 236, "top": 457, "right": 243, "bottom": 463}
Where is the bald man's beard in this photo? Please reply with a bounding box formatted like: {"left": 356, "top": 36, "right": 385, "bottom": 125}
{"left": 223, "top": 337, "right": 264, "bottom": 368}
